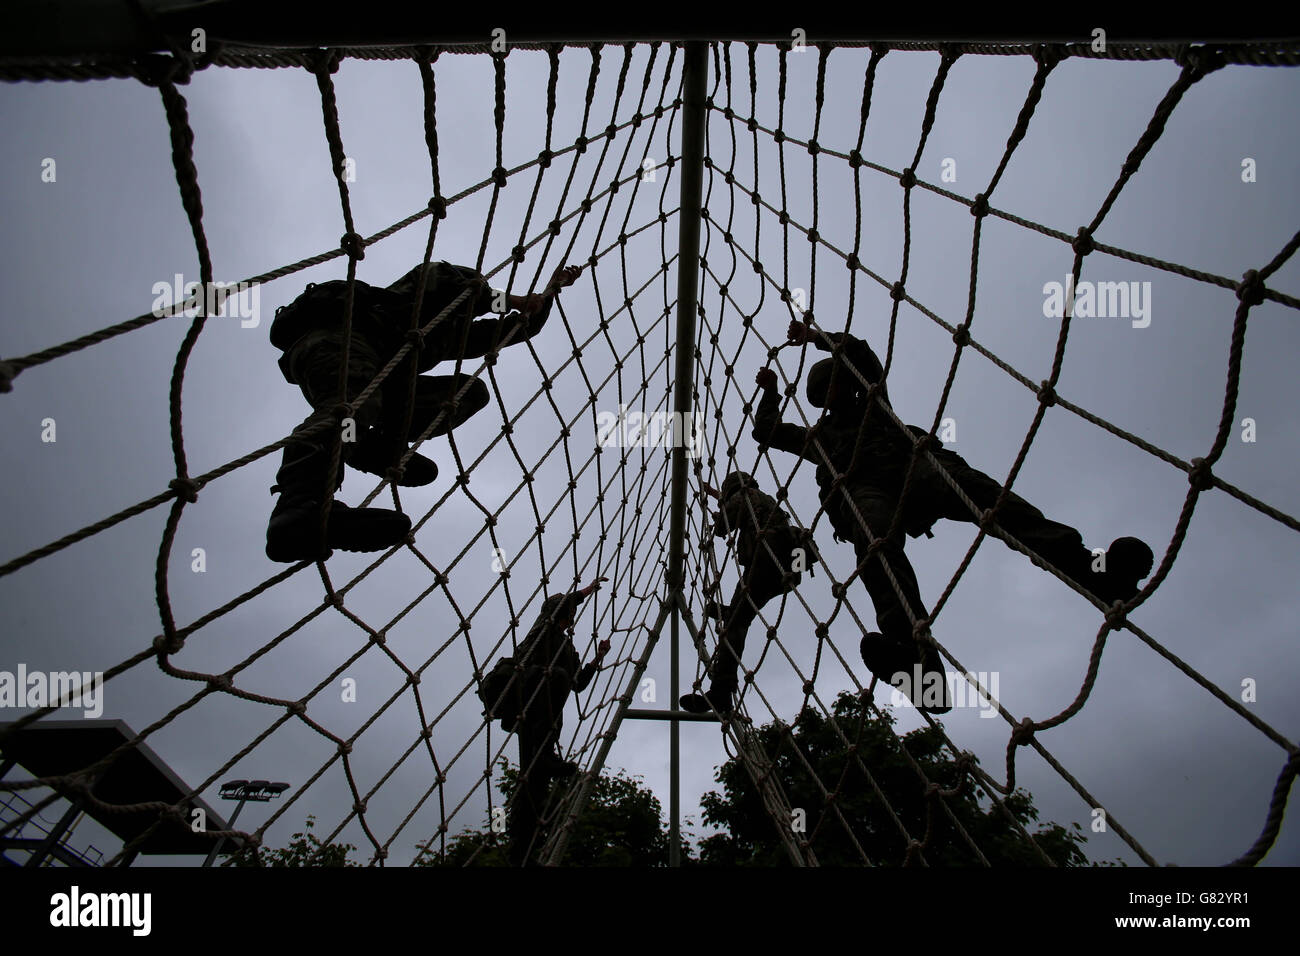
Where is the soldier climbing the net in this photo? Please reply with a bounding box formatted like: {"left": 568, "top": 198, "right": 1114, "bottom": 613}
{"left": 477, "top": 578, "right": 610, "bottom": 866}
{"left": 264, "top": 260, "right": 583, "bottom": 562}
{"left": 680, "top": 471, "right": 814, "bottom": 718}
{"left": 755, "top": 319, "right": 1156, "bottom": 712}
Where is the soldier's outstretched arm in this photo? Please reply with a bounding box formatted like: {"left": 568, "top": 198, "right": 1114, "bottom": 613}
{"left": 751, "top": 367, "right": 810, "bottom": 458}
{"left": 457, "top": 263, "right": 583, "bottom": 359}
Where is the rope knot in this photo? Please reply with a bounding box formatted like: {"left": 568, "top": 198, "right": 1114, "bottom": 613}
{"left": 0, "top": 359, "right": 17, "bottom": 392}
{"left": 1033, "top": 43, "right": 1065, "bottom": 68}
{"left": 890, "top": 281, "right": 906, "bottom": 302}
{"left": 1236, "top": 269, "right": 1266, "bottom": 307}
{"left": 970, "top": 193, "right": 989, "bottom": 218}
{"left": 312, "top": 49, "right": 342, "bottom": 76}
{"left": 1177, "top": 45, "right": 1226, "bottom": 78}
{"left": 806, "top": 228, "right": 819, "bottom": 244}
{"left": 848, "top": 149, "right": 863, "bottom": 169}
{"left": 538, "top": 148, "right": 553, "bottom": 169}
{"left": 405, "top": 328, "right": 425, "bottom": 349}
{"left": 952, "top": 324, "right": 971, "bottom": 347}
{"left": 898, "top": 167, "right": 916, "bottom": 189}
{"left": 428, "top": 195, "right": 448, "bottom": 219}
{"left": 153, "top": 633, "right": 184, "bottom": 655}
{"left": 492, "top": 166, "right": 508, "bottom": 188}
{"left": 169, "top": 477, "right": 200, "bottom": 503}
{"left": 1104, "top": 602, "right": 1129, "bottom": 631}
{"left": 1037, "top": 380, "right": 1057, "bottom": 407}
{"left": 1072, "top": 227, "right": 1095, "bottom": 257}
{"left": 1188, "top": 456, "right": 1215, "bottom": 491}
{"left": 1011, "top": 717, "right": 1036, "bottom": 747}
{"left": 340, "top": 232, "right": 366, "bottom": 260}
{"left": 135, "top": 53, "right": 192, "bottom": 88}
{"left": 208, "top": 673, "right": 233, "bottom": 692}
{"left": 511, "top": 243, "right": 526, "bottom": 263}
{"left": 772, "top": 128, "right": 786, "bottom": 144}
{"left": 806, "top": 139, "right": 820, "bottom": 156}
{"left": 575, "top": 135, "right": 589, "bottom": 154}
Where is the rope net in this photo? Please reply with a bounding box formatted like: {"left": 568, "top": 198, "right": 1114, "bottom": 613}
{"left": 0, "top": 37, "right": 1297, "bottom": 868}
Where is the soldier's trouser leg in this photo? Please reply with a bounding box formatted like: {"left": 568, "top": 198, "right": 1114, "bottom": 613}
{"left": 917, "top": 449, "right": 1089, "bottom": 582}
{"left": 396, "top": 373, "right": 491, "bottom": 440}
{"left": 844, "top": 486, "right": 929, "bottom": 644}
{"left": 266, "top": 333, "right": 409, "bottom": 562}
{"left": 846, "top": 486, "right": 951, "bottom": 710}
{"left": 287, "top": 331, "right": 386, "bottom": 491}
{"left": 509, "top": 669, "right": 571, "bottom": 866}
{"left": 708, "top": 559, "right": 793, "bottom": 691}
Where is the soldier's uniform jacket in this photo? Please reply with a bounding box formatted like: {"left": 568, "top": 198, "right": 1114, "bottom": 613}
{"left": 514, "top": 592, "right": 599, "bottom": 692}
{"left": 268, "top": 261, "right": 554, "bottom": 384}
{"left": 752, "top": 331, "right": 933, "bottom": 535}
{"left": 714, "top": 482, "right": 800, "bottom": 570}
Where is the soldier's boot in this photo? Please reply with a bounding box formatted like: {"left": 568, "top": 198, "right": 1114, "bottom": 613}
{"left": 860, "top": 631, "right": 951, "bottom": 714}
{"left": 344, "top": 426, "right": 438, "bottom": 486}
{"left": 533, "top": 750, "right": 578, "bottom": 780}
{"left": 266, "top": 440, "right": 411, "bottom": 563}
{"left": 679, "top": 679, "right": 737, "bottom": 718}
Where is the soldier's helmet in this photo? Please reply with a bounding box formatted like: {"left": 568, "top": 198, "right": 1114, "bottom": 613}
{"left": 719, "top": 471, "right": 758, "bottom": 500}
{"left": 805, "top": 355, "right": 873, "bottom": 408}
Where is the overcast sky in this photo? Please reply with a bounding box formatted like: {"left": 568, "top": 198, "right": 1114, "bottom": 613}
{"left": 1, "top": 39, "right": 1297, "bottom": 867}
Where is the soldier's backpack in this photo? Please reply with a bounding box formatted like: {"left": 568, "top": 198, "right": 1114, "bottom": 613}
{"left": 477, "top": 657, "right": 524, "bottom": 731}
{"left": 269, "top": 280, "right": 400, "bottom": 352}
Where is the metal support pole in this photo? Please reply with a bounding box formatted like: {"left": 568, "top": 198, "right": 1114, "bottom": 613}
{"left": 23, "top": 798, "right": 82, "bottom": 868}
{"left": 664, "top": 39, "right": 708, "bottom": 869}
{"left": 202, "top": 796, "right": 245, "bottom": 867}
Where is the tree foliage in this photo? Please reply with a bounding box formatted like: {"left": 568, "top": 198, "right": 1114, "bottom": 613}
{"left": 699, "top": 691, "right": 1095, "bottom": 866}
{"left": 223, "top": 814, "right": 359, "bottom": 867}
{"left": 415, "top": 760, "right": 692, "bottom": 866}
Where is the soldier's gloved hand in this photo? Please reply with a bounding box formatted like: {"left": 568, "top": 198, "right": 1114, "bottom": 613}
{"left": 755, "top": 367, "right": 778, "bottom": 391}
{"left": 595, "top": 639, "right": 611, "bottom": 661}
{"left": 787, "top": 319, "right": 814, "bottom": 344}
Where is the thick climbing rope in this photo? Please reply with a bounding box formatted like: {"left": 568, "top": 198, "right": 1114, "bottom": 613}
{"left": 1, "top": 36, "right": 1297, "bottom": 867}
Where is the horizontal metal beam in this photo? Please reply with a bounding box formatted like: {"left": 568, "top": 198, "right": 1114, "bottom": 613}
{"left": 625, "top": 708, "right": 720, "bottom": 723}
{"left": 5, "top": 2, "right": 1292, "bottom": 59}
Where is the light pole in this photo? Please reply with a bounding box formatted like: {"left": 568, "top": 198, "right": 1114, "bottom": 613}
{"left": 202, "top": 779, "right": 289, "bottom": 867}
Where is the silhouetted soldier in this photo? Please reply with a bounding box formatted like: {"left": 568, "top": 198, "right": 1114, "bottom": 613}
{"left": 754, "top": 319, "right": 1153, "bottom": 712}
{"left": 496, "top": 578, "right": 609, "bottom": 866}
{"left": 265, "top": 261, "right": 582, "bottom": 562}
{"left": 680, "top": 471, "right": 813, "bottom": 718}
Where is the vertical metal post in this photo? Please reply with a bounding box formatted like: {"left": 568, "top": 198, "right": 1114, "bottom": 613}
{"left": 202, "top": 796, "right": 245, "bottom": 867}
{"left": 664, "top": 39, "right": 709, "bottom": 868}
{"left": 542, "top": 41, "right": 709, "bottom": 868}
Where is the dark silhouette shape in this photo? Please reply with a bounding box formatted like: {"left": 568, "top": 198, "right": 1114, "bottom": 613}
{"left": 680, "top": 471, "right": 812, "bottom": 718}
{"left": 753, "top": 320, "right": 1154, "bottom": 710}
{"left": 414, "top": 763, "right": 692, "bottom": 867}
{"left": 700, "top": 690, "right": 1098, "bottom": 866}
{"left": 479, "top": 579, "right": 609, "bottom": 866}
{"left": 264, "top": 261, "right": 581, "bottom": 562}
